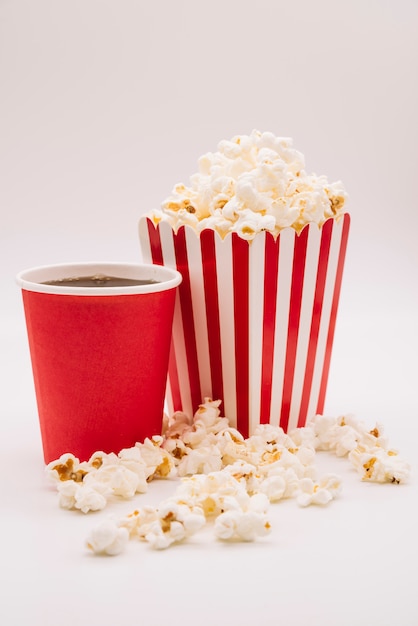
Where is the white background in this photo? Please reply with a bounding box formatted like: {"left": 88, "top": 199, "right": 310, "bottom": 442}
{"left": 1, "top": 1, "right": 418, "bottom": 625}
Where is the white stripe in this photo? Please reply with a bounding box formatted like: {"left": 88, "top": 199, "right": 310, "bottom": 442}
{"left": 184, "top": 226, "right": 212, "bottom": 402}
{"left": 138, "top": 218, "right": 152, "bottom": 263}
{"left": 270, "top": 229, "right": 295, "bottom": 427}
{"left": 248, "top": 232, "right": 266, "bottom": 435}
{"left": 159, "top": 222, "right": 194, "bottom": 419}
{"left": 215, "top": 233, "right": 237, "bottom": 428}
{"left": 287, "top": 225, "right": 321, "bottom": 431}
{"left": 139, "top": 219, "right": 175, "bottom": 416}
{"left": 306, "top": 220, "right": 344, "bottom": 421}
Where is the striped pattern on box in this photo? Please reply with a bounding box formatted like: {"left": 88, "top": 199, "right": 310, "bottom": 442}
{"left": 139, "top": 213, "right": 350, "bottom": 436}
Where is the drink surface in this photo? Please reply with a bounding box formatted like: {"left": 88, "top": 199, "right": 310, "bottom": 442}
{"left": 41, "top": 274, "right": 159, "bottom": 288}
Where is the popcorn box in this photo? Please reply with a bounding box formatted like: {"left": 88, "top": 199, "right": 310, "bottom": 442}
{"left": 16, "top": 262, "right": 182, "bottom": 463}
{"left": 139, "top": 215, "right": 350, "bottom": 436}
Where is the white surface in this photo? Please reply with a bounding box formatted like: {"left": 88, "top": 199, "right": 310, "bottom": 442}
{"left": 1, "top": 1, "right": 418, "bottom": 625}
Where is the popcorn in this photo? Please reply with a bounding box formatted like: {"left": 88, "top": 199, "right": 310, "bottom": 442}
{"left": 348, "top": 447, "right": 410, "bottom": 484}
{"left": 176, "top": 445, "right": 223, "bottom": 477}
{"left": 86, "top": 520, "right": 129, "bottom": 556}
{"left": 247, "top": 492, "right": 270, "bottom": 514}
{"left": 309, "top": 414, "right": 411, "bottom": 485}
{"left": 256, "top": 474, "right": 287, "bottom": 502}
{"left": 119, "top": 506, "right": 159, "bottom": 540}
{"left": 47, "top": 400, "right": 409, "bottom": 556}
{"left": 90, "top": 465, "right": 141, "bottom": 499}
{"left": 47, "top": 437, "right": 176, "bottom": 513}
{"left": 230, "top": 208, "right": 276, "bottom": 241}
{"left": 288, "top": 426, "right": 318, "bottom": 450}
{"left": 144, "top": 501, "right": 206, "bottom": 550}
{"left": 117, "top": 448, "right": 149, "bottom": 493}
{"left": 162, "top": 410, "right": 194, "bottom": 439}
{"left": 145, "top": 520, "right": 185, "bottom": 550}
{"left": 46, "top": 453, "right": 88, "bottom": 483}
{"left": 57, "top": 480, "right": 108, "bottom": 514}
{"left": 214, "top": 510, "right": 271, "bottom": 542}
{"left": 213, "top": 511, "right": 238, "bottom": 540}
{"left": 296, "top": 474, "right": 342, "bottom": 507}
{"left": 150, "top": 130, "right": 348, "bottom": 239}
{"left": 87, "top": 451, "right": 119, "bottom": 468}
{"left": 136, "top": 436, "right": 176, "bottom": 480}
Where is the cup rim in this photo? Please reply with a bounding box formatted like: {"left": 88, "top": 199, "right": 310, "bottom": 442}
{"left": 16, "top": 262, "right": 182, "bottom": 296}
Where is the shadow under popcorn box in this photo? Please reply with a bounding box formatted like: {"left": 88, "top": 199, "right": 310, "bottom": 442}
{"left": 139, "top": 214, "right": 350, "bottom": 437}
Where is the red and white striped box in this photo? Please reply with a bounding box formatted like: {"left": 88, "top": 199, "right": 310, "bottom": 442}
{"left": 139, "top": 214, "right": 350, "bottom": 437}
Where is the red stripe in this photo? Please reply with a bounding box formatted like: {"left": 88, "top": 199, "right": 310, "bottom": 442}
{"left": 173, "top": 226, "right": 202, "bottom": 414}
{"left": 146, "top": 218, "right": 164, "bottom": 266}
{"left": 280, "top": 226, "right": 309, "bottom": 432}
{"left": 316, "top": 213, "right": 350, "bottom": 413}
{"left": 200, "top": 229, "right": 224, "bottom": 408}
{"left": 297, "top": 219, "right": 333, "bottom": 427}
{"left": 146, "top": 219, "right": 182, "bottom": 412}
{"left": 232, "top": 234, "right": 250, "bottom": 437}
{"left": 260, "top": 233, "right": 280, "bottom": 424}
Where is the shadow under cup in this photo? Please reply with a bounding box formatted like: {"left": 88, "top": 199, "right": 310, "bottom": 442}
{"left": 16, "top": 262, "right": 182, "bottom": 464}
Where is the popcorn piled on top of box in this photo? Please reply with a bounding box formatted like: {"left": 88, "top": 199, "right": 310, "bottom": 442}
{"left": 47, "top": 400, "right": 410, "bottom": 556}
{"left": 149, "top": 130, "right": 348, "bottom": 239}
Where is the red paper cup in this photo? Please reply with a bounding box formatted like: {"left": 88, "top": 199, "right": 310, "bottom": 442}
{"left": 139, "top": 215, "right": 350, "bottom": 437}
{"left": 17, "top": 262, "right": 182, "bottom": 463}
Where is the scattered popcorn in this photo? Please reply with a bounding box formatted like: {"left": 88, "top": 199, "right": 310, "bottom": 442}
{"left": 313, "top": 414, "right": 360, "bottom": 455}
{"left": 148, "top": 130, "right": 348, "bottom": 239}
{"left": 86, "top": 520, "right": 129, "bottom": 556}
{"left": 135, "top": 437, "right": 176, "bottom": 480}
{"left": 256, "top": 473, "right": 288, "bottom": 502}
{"left": 214, "top": 510, "right": 271, "bottom": 542}
{"left": 118, "top": 506, "right": 159, "bottom": 540}
{"left": 310, "top": 414, "right": 408, "bottom": 480}
{"left": 47, "top": 399, "right": 410, "bottom": 555}
{"left": 117, "top": 446, "right": 149, "bottom": 490}
{"left": 91, "top": 465, "right": 141, "bottom": 499}
{"left": 176, "top": 445, "right": 223, "bottom": 476}
{"left": 56, "top": 479, "right": 108, "bottom": 514}
{"left": 145, "top": 520, "right": 185, "bottom": 550}
{"left": 47, "top": 453, "right": 88, "bottom": 483}
{"left": 47, "top": 437, "right": 176, "bottom": 513}
{"left": 296, "top": 474, "right": 342, "bottom": 507}
{"left": 144, "top": 501, "right": 206, "bottom": 550}
{"left": 213, "top": 511, "right": 237, "bottom": 541}
{"left": 162, "top": 410, "right": 194, "bottom": 439}
{"left": 349, "top": 447, "right": 410, "bottom": 484}
{"left": 264, "top": 467, "right": 302, "bottom": 500}
{"left": 247, "top": 492, "right": 270, "bottom": 514}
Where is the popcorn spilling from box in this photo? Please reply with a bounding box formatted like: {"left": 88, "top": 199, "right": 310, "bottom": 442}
{"left": 46, "top": 400, "right": 410, "bottom": 556}
{"left": 148, "top": 129, "right": 348, "bottom": 239}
